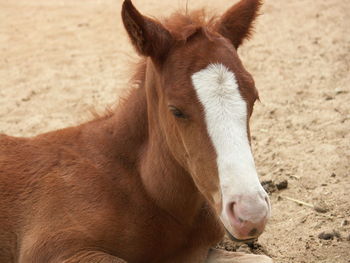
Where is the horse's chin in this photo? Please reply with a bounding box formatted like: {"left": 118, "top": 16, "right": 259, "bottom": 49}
{"left": 225, "top": 228, "right": 257, "bottom": 243}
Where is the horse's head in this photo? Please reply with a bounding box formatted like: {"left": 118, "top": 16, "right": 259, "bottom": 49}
{"left": 122, "top": 0, "right": 270, "bottom": 242}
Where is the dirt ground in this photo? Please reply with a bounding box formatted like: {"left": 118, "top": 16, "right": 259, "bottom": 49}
{"left": 1, "top": 0, "right": 349, "bottom": 262}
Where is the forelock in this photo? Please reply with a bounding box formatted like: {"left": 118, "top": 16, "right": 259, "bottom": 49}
{"left": 161, "top": 9, "right": 219, "bottom": 41}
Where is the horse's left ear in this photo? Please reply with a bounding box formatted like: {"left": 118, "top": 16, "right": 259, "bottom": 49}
{"left": 217, "top": 0, "right": 262, "bottom": 49}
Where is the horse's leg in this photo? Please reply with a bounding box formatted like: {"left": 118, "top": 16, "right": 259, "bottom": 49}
{"left": 61, "top": 250, "right": 127, "bottom": 263}
{"left": 206, "top": 248, "right": 273, "bottom": 263}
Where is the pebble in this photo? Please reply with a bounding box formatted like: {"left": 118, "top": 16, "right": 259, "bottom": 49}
{"left": 335, "top": 88, "right": 347, "bottom": 95}
{"left": 318, "top": 232, "right": 334, "bottom": 240}
{"left": 314, "top": 205, "right": 329, "bottom": 213}
{"left": 341, "top": 219, "right": 349, "bottom": 227}
{"left": 318, "top": 230, "right": 341, "bottom": 240}
{"left": 314, "top": 201, "right": 329, "bottom": 213}
{"left": 261, "top": 179, "right": 289, "bottom": 193}
{"left": 276, "top": 180, "right": 288, "bottom": 190}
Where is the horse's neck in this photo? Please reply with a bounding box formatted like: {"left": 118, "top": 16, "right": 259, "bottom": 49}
{"left": 108, "top": 66, "right": 205, "bottom": 226}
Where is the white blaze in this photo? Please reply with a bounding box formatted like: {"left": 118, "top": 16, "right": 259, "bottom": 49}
{"left": 191, "top": 63, "right": 264, "bottom": 222}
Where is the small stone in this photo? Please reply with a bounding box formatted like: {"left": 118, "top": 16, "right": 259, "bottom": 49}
{"left": 318, "top": 231, "right": 334, "bottom": 240}
{"left": 335, "top": 88, "right": 347, "bottom": 95}
{"left": 331, "top": 173, "right": 336, "bottom": 177}
{"left": 276, "top": 179, "right": 288, "bottom": 190}
{"left": 318, "top": 230, "right": 341, "bottom": 240}
{"left": 314, "top": 201, "right": 329, "bottom": 213}
{"left": 305, "top": 242, "right": 310, "bottom": 249}
{"left": 341, "top": 219, "right": 349, "bottom": 227}
{"left": 314, "top": 205, "right": 329, "bottom": 213}
{"left": 347, "top": 234, "right": 350, "bottom": 241}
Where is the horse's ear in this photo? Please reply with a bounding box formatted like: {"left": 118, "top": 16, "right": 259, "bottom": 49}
{"left": 217, "top": 0, "right": 262, "bottom": 49}
{"left": 121, "top": 0, "right": 173, "bottom": 61}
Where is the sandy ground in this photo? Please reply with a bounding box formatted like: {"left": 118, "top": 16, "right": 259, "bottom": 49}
{"left": 1, "top": 0, "right": 349, "bottom": 262}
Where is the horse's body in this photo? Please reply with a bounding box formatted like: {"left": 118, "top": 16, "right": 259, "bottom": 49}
{"left": 0, "top": 1, "right": 273, "bottom": 262}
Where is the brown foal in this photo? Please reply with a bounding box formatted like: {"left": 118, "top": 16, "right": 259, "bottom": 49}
{"left": 0, "top": 0, "right": 273, "bottom": 262}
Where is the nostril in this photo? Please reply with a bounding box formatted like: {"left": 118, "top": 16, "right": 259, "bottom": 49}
{"left": 226, "top": 202, "right": 239, "bottom": 224}
{"left": 226, "top": 202, "right": 247, "bottom": 226}
{"left": 226, "top": 202, "right": 235, "bottom": 218}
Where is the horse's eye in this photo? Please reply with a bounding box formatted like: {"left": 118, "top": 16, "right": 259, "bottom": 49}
{"left": 168, "top": 105, "right": 186, "bottom": 119}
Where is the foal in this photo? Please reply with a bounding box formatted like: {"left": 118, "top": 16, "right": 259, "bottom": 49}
{"left": 0, "top": 0, "right": 272, "bottom": 262}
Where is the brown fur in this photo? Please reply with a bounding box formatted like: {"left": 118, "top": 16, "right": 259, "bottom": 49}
{"left": 0, "top": 1, "right": 265, "bottom": 262}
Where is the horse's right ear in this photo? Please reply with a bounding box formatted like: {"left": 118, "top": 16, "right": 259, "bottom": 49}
{"left": 217, "top": 0, "right": 262, "bottom": 49}
{"left": 122, "top": 0, "right": 173, "bottom": 61}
